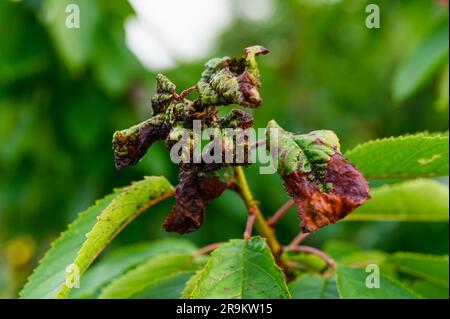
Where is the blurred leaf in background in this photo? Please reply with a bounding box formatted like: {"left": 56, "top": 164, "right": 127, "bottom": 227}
{"left": 0, "top": 0, "right": 448, "bottom": 298}
{"left": 0, "top": 0, "right": 154, "bottom": 296}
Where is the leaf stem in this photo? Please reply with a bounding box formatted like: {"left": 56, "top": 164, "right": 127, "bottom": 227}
{"left": 243, "top": 214, "right": 256, "bottom": 239}
{"left": 287, "top": 231, "right": 309, "bottom": 248}
{"left": 267, "top": 199, "right": 295, "bottom": 227}
{"left": 286, "top": 245, "right": 337, "bottom": 267}
{"left": 195, "top": 242, "right": 224, "bottom": 256}
{"left": 179, "top": 85, "right": 197, "bottom": 98}
{"left": 232, "top": 166, "right": 282, "bottom": 257}
{"left": 250, "top": 138, "right": 266, "bottom": 149}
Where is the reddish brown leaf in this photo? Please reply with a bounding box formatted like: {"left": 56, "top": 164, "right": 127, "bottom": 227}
{"left": 283, "top": 153, "right": 370, "bottom": 233}
{"left": 163, "top": 167, "right": 228, "bottom": 234}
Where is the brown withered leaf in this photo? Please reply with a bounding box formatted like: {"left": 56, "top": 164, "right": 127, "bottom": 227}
{"left": 267, "top": 120, "right": 370, "bottom": 233}
{"left": 163, "top": 166, "right": 228, "bottom": 234}
{"left": 283, "top": 153, "right": 370, "bottom": 233}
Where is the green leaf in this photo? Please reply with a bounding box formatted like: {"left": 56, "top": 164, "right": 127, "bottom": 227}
{"left": 99, "top": 253, "right": 198, "bottom": 299}
{"left": 336, "top": 264, "right": 419, "bottom": 299}
{"left": 183, "top": 236, "right": 290, "bottom": 299}
{"left": 92, "top": 27, "right": 142, "bottom": 96}
{"left": 346, "top": 133, "right": 449, "bottom": 179}
{"left": 42, "top": 0, "right": 100, "bottom": 72}
{"left": 435, "top": 64, "right": 449, "bottom": 111}
{"left": 345, "top": 179, "right": 449, "bottom": 222}
{"left": 131, "top": 272, "right": 195, "bottom": 299}
{"left": 284, "top": 252, "right": 328, "bottom": 272}
{"left": 323, "top": 240, "right": 360, "bottom": 261}
{"left": 20, "top": 176, "right": 174, "bottom": 299}
{"left": 393, "top": 24, "right": 449, "bottom": 101}
{"left": 20, "top": 192, "right": 118, "bottom": 299}
{"left": 340, "top": 251, "right": 388, "bottom": 268}
{"left": 389, "top": 252, "right": 449, "bottom": 288}
{"left": 289, "top": 274, "right": 339, "bottom": 299}
{"left": 71, "top": 239, "right": 197, "bottom": 299}
{"left": 0, "top": 1, "right": 49, "bottom": 83}
{"left": 409, "top": 280, "right": 449, "bottom": 299}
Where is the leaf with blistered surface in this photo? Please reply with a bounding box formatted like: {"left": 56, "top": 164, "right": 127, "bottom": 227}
{"left": 267, "top": 120, "right": 370, "bottom": 232}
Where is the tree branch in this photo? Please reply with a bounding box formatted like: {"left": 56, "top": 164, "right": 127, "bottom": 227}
{"left": 232, "top": 166, "right": 282, "bottom": 257}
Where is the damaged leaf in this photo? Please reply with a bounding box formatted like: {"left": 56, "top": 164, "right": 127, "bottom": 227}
{"left": 196, "top": 45, "right": 269, "bottom": 108}
{"left": 112, "top": 115, "right": 169, "bottom": 169}
{"left": 151, "top": 73, "right": 177, "bottom": 114}
{"left": 266, "top": 120, "right": 370, "bottom": 233}
{"left": 163, "top": 166, "right": 228, "bottom": 234}
{"left": 113, "top": 46, "right": 268, "bottom": 233}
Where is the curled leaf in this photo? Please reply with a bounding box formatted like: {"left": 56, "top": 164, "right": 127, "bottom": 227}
{"left": 112, "top": 115, "right": 169, "bottom": 169}
{"left": 165, "top": 109, "right": 254, "bottom": 171}
{"left": 196, "top": 45, "right": 269, "bottom": 108}
{"left": 218, "top": 109, "right": 253, "bottom": 129}
{"left": 151, "top": 73, "right": 177, "bottom": 114}
{"left": 163, "top": 166, "right": 227, "bottom": 233}
{"left": 112, "top": 46, "right": 268, "bottom": 233}
{"left": 267, "top": 120, "right": 370, "bottom": 232}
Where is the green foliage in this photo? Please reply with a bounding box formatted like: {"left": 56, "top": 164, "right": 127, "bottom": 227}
{"left": 436, "top": 64, "right": 449, "bottom": 111}
{"left": 2, "top": 0, "right": 449, "bottom": 300}
{"left": 393, "top": 23, "right": 449, "bottom": 102}
{"left": 339, "top": 251, "right": 388, "bottom": 268}
{"left": 132, "top": 272, "right": 195, "bottom": 299}
{"left": 389, "top": 252, "right": 449, "bottom": 288}
{"left": 346, "top": 179, "right": 449, "bottom": 221}
{"left": 99, "top": 253, "right": 199, "bottom": 299}
{"left": 0, "top": 1, "right": 49, "bottom": 83}
{"left": 71, "top": 239, "right": 197, "bottom": 298}
{"left": 323, "top": 240, "right": 360, "bottom": 261}
{"left": 289, "top": 274, "right": 339, "bottom": 299}
{"left": 20, "top": 176, "right": 173, "bottom": 299}
{"left": 0, "top": 1, "right": 149, "bottom": 274}
{"left": 19, "top": 192, "right": 119, "bottom": 299}
{"left": 183, "top": 237, "right": 290, "bottom": 299}
{"left": 346, "top": 133, "right": 449, "bottom": 179}
{"left": 294, "top": 239, "right": 450, "bottom": 299}
{"left": 336, "top": 265, "right": 419, "bottom": 299}
{"left": 42, "top": 0, "right": 100, "bottom": 73}
{"left": 283, "top": 252, "right": 328, "bottom": 272}
{"left": 409, "top": 280, "right": 448, "bottom": 299}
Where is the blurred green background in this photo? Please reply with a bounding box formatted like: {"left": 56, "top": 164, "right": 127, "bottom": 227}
{"left": 0, "top": 0, "right": 448, "bottom": 297}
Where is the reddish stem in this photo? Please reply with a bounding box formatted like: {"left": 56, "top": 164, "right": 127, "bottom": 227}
{"left": 287, "top": 245, "right": 337, "bottom": 267}
{"left": 251, "top": 138, "right": 266, "bottom": 150}
{"left": 243, "top": 212, "right": 256, "bottom": 239}
{"left": 288, "top": 232, "right": 309, "bottom": 248}
{"left": 267, "top": 199, "right": 295, "bottom": 227}
{"left": 195, "top": 242, "right": 223, "bottom": 256}
{"left": 179, "top": 85, "right": 197, "bottom": 98}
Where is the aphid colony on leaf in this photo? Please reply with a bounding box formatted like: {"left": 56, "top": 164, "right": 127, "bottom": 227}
{"left": 112, "top": 46, "right": 370, "bottom": 234}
